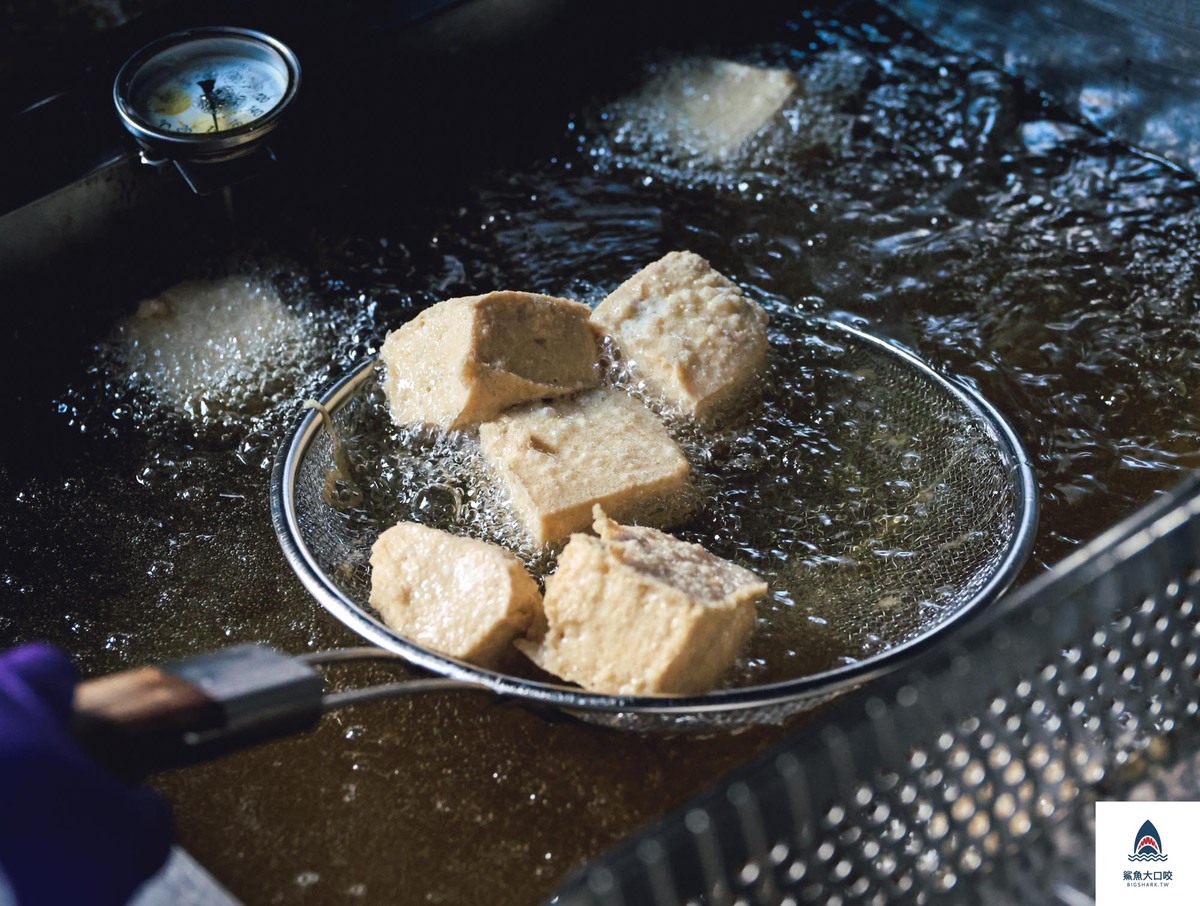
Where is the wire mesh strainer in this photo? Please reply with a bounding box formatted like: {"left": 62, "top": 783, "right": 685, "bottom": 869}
{"left": 270, "top": 318, "right": 1038, "bottom": 731}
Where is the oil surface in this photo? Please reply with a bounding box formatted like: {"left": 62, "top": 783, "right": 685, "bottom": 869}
{"left": 4, "top": 2, "right": 1200, "bottom": 905}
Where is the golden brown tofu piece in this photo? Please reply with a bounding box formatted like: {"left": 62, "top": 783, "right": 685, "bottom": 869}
{"left": 518, "top": 507, "right": 767, "bottom": 695}
{"left": 380, "top": 291, "right": 601, "bottom": 430}
{"left": 479, "top": 389, "right": 692, "bottom": 546}
{"left": 369, "top": 522, "right": 543, "bottom": 669}
{"left": 592, "top": 251, "right": 769, "bottom": 425}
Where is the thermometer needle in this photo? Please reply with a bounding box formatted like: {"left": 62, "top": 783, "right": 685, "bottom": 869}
{"left": 198, "top": 78, "right": 220, "bottom": 132}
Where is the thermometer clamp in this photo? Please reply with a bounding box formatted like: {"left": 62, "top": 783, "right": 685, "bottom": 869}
{"left": 113, "top": 26, "right": 300, "bottom": 192}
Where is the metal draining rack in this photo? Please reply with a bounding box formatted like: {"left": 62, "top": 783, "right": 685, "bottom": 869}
{"left": 552, "top": 472, "right": 1200, "bottom": 905}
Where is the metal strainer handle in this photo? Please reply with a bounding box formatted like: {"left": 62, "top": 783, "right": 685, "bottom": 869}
{"left": 73, "top": 643, "right": 482, "bottom": 777}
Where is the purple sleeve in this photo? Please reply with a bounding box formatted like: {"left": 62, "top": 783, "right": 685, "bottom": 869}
{"left": 0, "top": 644, "right": 173, "bottom": 906}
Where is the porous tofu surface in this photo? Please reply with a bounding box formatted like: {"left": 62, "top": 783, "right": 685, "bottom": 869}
{"left": 479, "top": 389, "right": 693, "bottom": 546}
{"left": 664, "top": 59, "right": 799, "bottom": 160}
{"left": 380, "top": 291, "right": 601, "bottom": 430}
{"left": 518, "top": 508, "right": 767, "bottom": 695}
{"left": 592, "top": 251, "right": 769, "bottom": 425}
{"left": 368, "top": 522, "right": 543, "bottom": 669}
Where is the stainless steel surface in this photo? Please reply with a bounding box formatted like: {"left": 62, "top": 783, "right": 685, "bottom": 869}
{"left": 271, "top": 319, "right": 1039, "bottom": 731}
{"left": 0, "top": 157, "right": 178, "bottom": 274}
{"left": 130, "top": 847, "right": 243, "bottom": 906}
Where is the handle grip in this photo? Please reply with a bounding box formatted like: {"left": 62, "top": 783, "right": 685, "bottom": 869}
{"left": 73, "top": 644, "right": 324, "bottom": 777}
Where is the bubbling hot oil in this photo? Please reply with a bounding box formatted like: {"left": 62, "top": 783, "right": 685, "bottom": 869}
{"left": 13, "top": 4, "right": 1200, "bottom": 904}
{"left": 300, "top": 314, "right": 1018, "bottom": 689}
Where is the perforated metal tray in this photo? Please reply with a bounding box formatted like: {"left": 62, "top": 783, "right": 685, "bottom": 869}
{"left": 553, "top": 471, "right": 1200, "bottom": 904}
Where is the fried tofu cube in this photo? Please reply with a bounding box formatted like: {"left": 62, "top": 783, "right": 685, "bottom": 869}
{"left": 592, "top": 251, "right": 769, "bottom": 425}
{"left": 517, "top": 507, "right": 767, "bottom": 695}
{"left": 369, "top": 523, "right": 543, "bottom": 669}
{"left": 380, "top": 291, "right": 601, "bottom": 431}
{"left": 479, "top": 389, "right": 693, "bottom": 546}
{"left": 660, "top": 59, "right": 799, "bottom": 160}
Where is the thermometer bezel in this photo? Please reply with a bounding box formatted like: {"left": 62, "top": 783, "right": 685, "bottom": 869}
{"left": 113, "top": 26, "right": 301, "bottom": 162}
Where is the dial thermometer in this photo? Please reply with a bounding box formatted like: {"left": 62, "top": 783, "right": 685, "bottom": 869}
{"left": 114, "top": 26, "right": 300, "bottom": 192}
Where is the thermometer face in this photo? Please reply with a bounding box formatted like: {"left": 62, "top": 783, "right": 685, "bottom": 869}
{"left": 128, "top": 36, "right": 289, "bottom": 134}
{"left": 115, "top": 27, "right": 300, "bottom": 160}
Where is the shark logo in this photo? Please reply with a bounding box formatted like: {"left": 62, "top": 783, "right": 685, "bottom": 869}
{"left": 1129, "top": 820, "right": 1168, "bottom": 862}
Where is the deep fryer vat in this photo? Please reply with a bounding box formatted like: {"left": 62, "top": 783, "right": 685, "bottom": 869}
{"left": 4, "top": 0, "right": 1200, "bottom": 902}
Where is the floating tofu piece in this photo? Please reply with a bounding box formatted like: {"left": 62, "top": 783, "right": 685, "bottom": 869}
{"left": 593, "top": 251, "right": 769, "bottom": 425}
{"left": 369, "top": 522, "right": 543, "bottom": 669}
{"left": 116, "top": 277, "right": 317, "bottom": 423}
{"left": 479, "top": 389, "right": 692, "bottom": 546}
{"left": 660, "top": 59, "right": 798, "bottom": 160}
{"left": 380, "top": 291, "right": 601, "bottom": 431}
{"left": 518, "top": 507, "right": 767, "bottom": 695}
